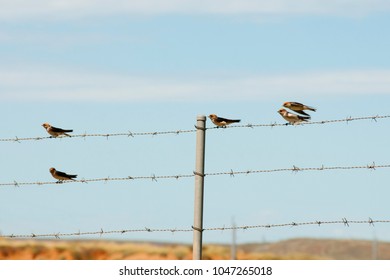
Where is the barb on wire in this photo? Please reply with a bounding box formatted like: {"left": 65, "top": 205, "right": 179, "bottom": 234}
{"left": 1, "top": 218, "right": 389, "bottom": 239}
{"left": 1, "top": 163, "right": 389, "bottom": 187}
{"left": 1, "top": 115, "right": 389, "bottom": 142}
{"left": 292, "top": 165, "right": 301, "bottom": 173}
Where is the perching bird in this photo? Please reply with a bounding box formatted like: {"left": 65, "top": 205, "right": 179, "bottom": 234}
{"left": 278, "top": 108, "right": 310, "bottom": 125}
{"left": 49, "top": 167, "right": 77, "bottom": 182}
{"left": 42, "top": 123, "right": 73, "bottom": 137}
{"left": 283, "top": 102, "right": 316, "bottom": 117}
{"left": 208, "top": 114, "right": 241, "bottom": 128}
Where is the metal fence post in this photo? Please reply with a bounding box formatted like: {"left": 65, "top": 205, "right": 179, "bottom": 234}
{"left": 192, "top": 115, "right": 206, "bottom": 260}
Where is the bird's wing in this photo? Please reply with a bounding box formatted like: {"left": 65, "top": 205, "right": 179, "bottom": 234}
{"left": 290, "top": 102, "right": 304, "bottom": 107}
{"left": 55, "top": 170, "right": 74, "bottom": 178}
{"left": 51, "top": 126, "right": 73, "bottom": 133}
{"left": 216, "top": 117, "right": 240, "bottom": 122}
{"left": 215, "top": 117, "right": 229, "bottom": 122}
{"left": 292, "top": 110, "right": 310, "bottom": 117}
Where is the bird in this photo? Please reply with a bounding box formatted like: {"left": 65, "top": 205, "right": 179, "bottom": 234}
{"left": 208, "top": 114, "right": 241, "bottom": 128}
{"left": 283, "top": 102, "right": 316, "bottom": 117}
{"left": 42, "top": 123, "right": 73, "bottom": 137}
{"left": 278, "top": 108, "right": 310, "bottom": 125}
{"left": 49, "top": 167, "right": 77, "bottom": 182}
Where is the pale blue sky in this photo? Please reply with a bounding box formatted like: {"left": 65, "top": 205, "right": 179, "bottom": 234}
{"left": 1, "top": 0, "right": 390, "bottom": 245}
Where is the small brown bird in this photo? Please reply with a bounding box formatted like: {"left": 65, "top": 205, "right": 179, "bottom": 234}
{"left": 283, "top": 102, "right": 316, "bottom": 117}
{"left": 42, "top": 123, "right": 73, "bottom": 137}
{"left": 49, "top": 167, "right": 77, "bottom": 182}
{"left": 278, "top": 108, "right": 310, "bottom": 125}
{"left": 208, "top": 114, "right": 241, "bottom": 128}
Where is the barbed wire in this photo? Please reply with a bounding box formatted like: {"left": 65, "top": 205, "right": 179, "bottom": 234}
{"left": 1, "top": 115, "right": 388, "bottom": 143}
{"left": 0, "top": 128, "right": 197, "bottom": 143}
{"left": 1, "top": 218, "right": 387, "bottom": 239}
{"left": 0, "top": 173, "right": 194, "bottom": 187}
{"left": 206, "top": 162, "right": 390, "bottom": 177}
{"left": 213, "top": 114, "right": 390, "bottom": 129}
{"left": 1, "top": 162, "right": 388, "bottom": 187}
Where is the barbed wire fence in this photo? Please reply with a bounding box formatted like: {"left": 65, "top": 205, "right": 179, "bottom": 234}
{"left": 1, "top": 114, "right": 390, "bottom": 259}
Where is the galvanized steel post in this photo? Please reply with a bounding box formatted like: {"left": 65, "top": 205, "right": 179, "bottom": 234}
{"left": 192, "top": 115, "right": 206, "bottom": 260}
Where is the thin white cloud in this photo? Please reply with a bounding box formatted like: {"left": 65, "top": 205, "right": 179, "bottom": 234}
{"left": 0, "top": 0, "right": 390, "bottom": 20}
{"left": 1, "top": 67, "right": 389, "bottom": 102}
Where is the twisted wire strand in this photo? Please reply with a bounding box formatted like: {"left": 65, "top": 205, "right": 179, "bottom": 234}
{"left": 0, "top": 174, "right": 194, "bottom": 187}
{"left": 207, "top": 163, "right": 390, "bottom": 177}
{"left": 1, "top": 218, "right": 387, "bottom": 239}
{"left": 1, "top": 162, "right": 388, "bottom": 187}
{"left": 0, "top": 129, "right": 197, "bottom": 142}
{"left": 1, "top": 115, "right": 388, "bottom": 142}
{"left": 207, "top": 114, "right": 390, "bottom": 130}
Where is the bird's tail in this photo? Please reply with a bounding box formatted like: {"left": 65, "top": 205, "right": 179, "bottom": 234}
{"left": 231, "top": 119, "right": 241, "bottom": 123}
{"left": 305, "top": 106, "right": 316, "bottom": 112}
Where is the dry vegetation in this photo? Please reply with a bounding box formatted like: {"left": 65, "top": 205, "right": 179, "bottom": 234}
{"left": 1, "top": 238, "right": 389, "bottom": 260}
